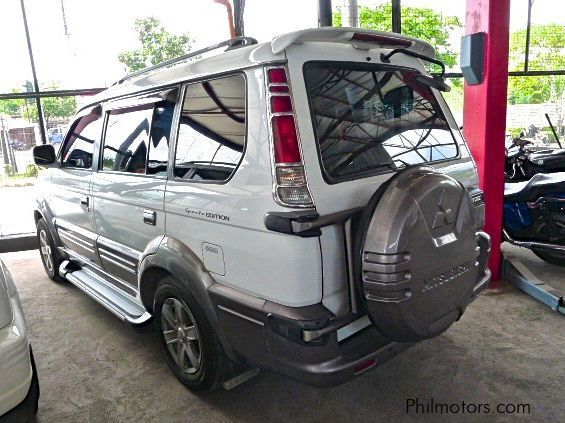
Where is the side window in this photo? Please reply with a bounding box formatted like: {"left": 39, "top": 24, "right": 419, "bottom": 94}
{"left": 174, "top": 74, "right": 246, "bottom": 182}
{"left": 101, "top": 106, "right": 153, "bottom": 174}
{"left": 61, "top": 111, "right": 101, "bottom": 169}
{"left": 147, "top": 100, "right": 175, "bottom": 175}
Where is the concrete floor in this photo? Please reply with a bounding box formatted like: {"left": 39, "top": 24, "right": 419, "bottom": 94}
{"left": 1, "top": 250, "right": 563, "bottom": 422}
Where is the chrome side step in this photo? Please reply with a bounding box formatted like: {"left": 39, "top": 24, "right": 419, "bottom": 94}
{"left": 59, "top": 260, "right": 151, "bottom": 325}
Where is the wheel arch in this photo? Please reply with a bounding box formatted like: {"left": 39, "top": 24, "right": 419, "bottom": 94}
{"left": 33, "top": 201, "right": 63, "bottom": 250}
{"left": 138, "top": 236, "right": 236, "bottom": 360}
{"left": 33, "top": 210, "right": 43, "bottom": 224}
{"left": 138, "top": 266, "right": 173, "bottom": 313}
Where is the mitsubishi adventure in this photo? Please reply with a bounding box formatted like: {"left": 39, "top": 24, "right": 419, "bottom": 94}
{"left": 33, "top": 28, "right": 491, "bottom": 390}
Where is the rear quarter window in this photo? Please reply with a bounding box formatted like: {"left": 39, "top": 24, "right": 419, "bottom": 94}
{"left": 304, "top": 61, "right": 459, "bottom": 183}
{"left": 173, "top": 73, "right": 246, "bottom": 183}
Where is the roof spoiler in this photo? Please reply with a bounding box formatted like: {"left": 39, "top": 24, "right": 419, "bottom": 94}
{"left": 271, "top": 27, "right": 435, "bottom": 57}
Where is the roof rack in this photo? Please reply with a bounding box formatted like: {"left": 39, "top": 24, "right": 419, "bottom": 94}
{"left": 114, "top": 36, "right": 258, "bottom": 86}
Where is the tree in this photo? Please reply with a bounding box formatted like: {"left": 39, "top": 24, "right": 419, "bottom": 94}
{"left": 508, "top": 24, "right": 565, "bottom": 104}
{"left": 118, "top": 17, "right": 195, "bottom": 73}
{"left": 21, "top": 84, "right": 77, "bottom": 126}
{"left": 333, "top": 4, "right": 462, "bottom": 68}
{"left": 0, "top": 84, "right": 76, "bottom": 126}
{"left": 0, "top": 91, "right": 25, "bottom": 117}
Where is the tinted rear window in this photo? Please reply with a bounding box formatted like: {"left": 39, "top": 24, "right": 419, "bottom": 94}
{"left": 304, "top": 62, "right": 458, "bottom": 183}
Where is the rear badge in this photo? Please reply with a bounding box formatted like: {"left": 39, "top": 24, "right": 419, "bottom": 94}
{"left": 432, "top": 189, "right": 456, "bottom": 229}
{"left": 422, "top": 262, "right": 472, "bottom": 293}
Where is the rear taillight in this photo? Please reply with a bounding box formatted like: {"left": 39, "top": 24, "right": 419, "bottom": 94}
{"left": 267, "top": 66, "right": 313, "bottom": 208}
{"left": 272, "top": 115, "right": 300, "bottom": 162}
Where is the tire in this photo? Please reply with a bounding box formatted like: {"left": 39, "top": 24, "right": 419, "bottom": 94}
{"left": 2, "top": 348, "right": 40, "bottom": 423}
{"left": 532, "top": 249, "right": 565, "bottom": 266}
{"left": 154, "top": 276, "right": 226, "bottom": 391}
{"left": 36, "top": 219, "right": 63, "bottom": 282}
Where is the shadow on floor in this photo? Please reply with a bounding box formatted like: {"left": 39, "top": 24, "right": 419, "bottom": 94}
{"left": 1, "top": 250, "right": 563, "bottom": 422}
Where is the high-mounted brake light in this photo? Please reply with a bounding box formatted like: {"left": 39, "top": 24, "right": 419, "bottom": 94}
{"left": 351, "top": 33, "right": 413, "bottom": 48}
{"left": 267, "top": 66, "right": 313, "bottom": 208}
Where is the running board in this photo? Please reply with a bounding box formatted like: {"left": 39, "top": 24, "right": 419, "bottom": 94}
{"left": 59, "top": 260, "right": 152, "bottom": 325}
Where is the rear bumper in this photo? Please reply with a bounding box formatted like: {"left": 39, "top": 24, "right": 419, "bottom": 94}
{"left": 0, "top": 298, "right": 33, "bottom": 417}
{"left": 263, "top": 325, "right": 411, "bottom": 387}
{"left": 209, "top": 232, "right": 490, "bottom": 388}
{"left": 473, "top": 231, "right": 491, "bottom": 296}
{"left": 209, "top": 284, "right": 409, "bottom": 387}
{"left": 0, "top": 346, "right": 39, "bottom": 421}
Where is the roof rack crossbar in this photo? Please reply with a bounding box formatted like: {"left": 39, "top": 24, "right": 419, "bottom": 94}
{"left": 115, "top": 36, "right": 258, "bottom": 85}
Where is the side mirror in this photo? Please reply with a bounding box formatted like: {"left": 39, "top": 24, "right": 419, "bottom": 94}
{"left": 33, "top": 144, "right": 57, "bottom": 166}
{"left": 414, "top": 75, "right": 451, "bottom": 92}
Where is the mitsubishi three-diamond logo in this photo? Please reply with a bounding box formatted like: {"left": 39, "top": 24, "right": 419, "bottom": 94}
{"left": 432, "top": 189, "right": 456, "bottom": 229}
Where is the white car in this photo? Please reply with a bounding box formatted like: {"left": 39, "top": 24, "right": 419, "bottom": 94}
{"left": 32, "top": 28, "right": 490, "bottom": 390}
{"left": 0, "top": 260, "right": 39, "bottom": 421}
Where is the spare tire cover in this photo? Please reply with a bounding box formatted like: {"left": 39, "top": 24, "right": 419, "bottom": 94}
{"left": 359, "top": 166, "right": 480, "bottom": 342}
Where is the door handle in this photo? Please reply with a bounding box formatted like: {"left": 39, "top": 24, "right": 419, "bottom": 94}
{"left": 143, "top": 209, "right": 156, "bottom": 226}
{"left": 80, "top": 196, "right": 89, "bottom": 209}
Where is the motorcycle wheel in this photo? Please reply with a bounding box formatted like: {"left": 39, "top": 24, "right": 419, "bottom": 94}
{"left": 532, "top": 249, "right": 565, "bottom": 267}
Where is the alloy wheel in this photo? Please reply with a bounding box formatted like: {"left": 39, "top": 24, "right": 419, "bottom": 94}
{"left": 39, "top": 229, "right": 54, "bottom": 273}
{"left": 160, "top": 297, "right": 202, "bottom": 374}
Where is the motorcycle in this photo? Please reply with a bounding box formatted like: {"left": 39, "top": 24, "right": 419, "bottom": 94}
{"left": 504, "top": 135, "right": 565, "bottom": 265}
{"left": 505, "top": 135, "right": 565, "bottom": 182}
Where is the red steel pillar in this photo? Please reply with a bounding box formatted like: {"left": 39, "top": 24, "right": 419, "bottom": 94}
{"left": 463, "top": 0, "right": 511, "bottom": 283}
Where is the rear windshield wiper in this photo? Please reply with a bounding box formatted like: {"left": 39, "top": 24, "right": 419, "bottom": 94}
{"left": 380, "top": 49, "right": 446, "bottom": 77}
{"left": 381, "top": 49, "right": 450, "bottom": 92}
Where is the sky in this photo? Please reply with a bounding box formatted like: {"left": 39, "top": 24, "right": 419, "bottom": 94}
{"left": 0, "top": 0, "right": 560, "bottom": 92}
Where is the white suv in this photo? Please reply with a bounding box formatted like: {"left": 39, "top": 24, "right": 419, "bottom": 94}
{"left": 0, "top": 260, "right": 39, "bottom": 421}
{"left": 32, "top": 28, "right": 490, "bottom": 390}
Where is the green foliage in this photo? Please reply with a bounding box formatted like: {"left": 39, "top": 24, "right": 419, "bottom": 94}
{"left": 508, "top": 24, "right": 565, "bottom": 104}
{"left": 118, "top": 17, "right": 194, "bottom": 72}
{"left": 22, "top": 84, "right": 77, "bottom": 125}
{"left": 333, "top": 4, "right": 462, "bottom": 67}
{"left": 1, "top": 84, "right": 76, "bottom": 124}
{"left": 24, "top": 164, "right": 39, "bottom": 178}
{"left": 507, "top": 127, "right": 524, "bottom": 139}
{"left": 442, "top": 83, "right": 464, "bottom": 111}
{"left": 0, "top": 92, "right": 25, "bottom": 116}
{"left": 4, "top": 164, "right": 13, "bottom": 176}
{"left": 334, "top": 7, "right": 563, "bottom": 106}
{"left": 102, "top": 157, "right": 115, "bottom": 170}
